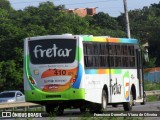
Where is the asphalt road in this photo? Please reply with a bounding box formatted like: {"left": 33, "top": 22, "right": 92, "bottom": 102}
{"left": 1, "top": 101, "right": 160, "bottom": 120}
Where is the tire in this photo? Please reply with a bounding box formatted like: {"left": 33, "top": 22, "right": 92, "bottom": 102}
{"left": 112, "top": 104, "right": 118, "bottom": 108}
{"left": 141, "top": 92, "right": 147, "bottom": 105}
{"left": 46, "top": 105, "right": 54, "bottom": 114}
{"left": 132, "top": 100, "right": 136, "bottom": 106}
{"left": 80, "top": 107, "right": 86, "bottom": 113}
{"left": 131, "top": 91, "right": 136, "bottom": 106}
{"left": 101, "top": 90, "right": 107, "bottom": 111}
{"left": 123, "top": 91, "right": 133, "bottom": 111}
{"left": 56, "top": 106, "right": 64, "bottom": 116}
{"left": 45, "top": 105, "right": 64, "bottom": 116}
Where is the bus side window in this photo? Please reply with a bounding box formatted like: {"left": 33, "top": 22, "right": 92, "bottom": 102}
{"left": 94, "top": 43, "right": 99, "bottom": 55}
{"left": 84, "top": 43, "right": 87, "bottom": 55}
{"left": 115, "top": 57, "right": 121, "bottom": 67}
{"left": 115, "top": 45, "right": 121, "bottom": 55}
{"left": 128, "top": 46, "right": 136, "bottom": 67}
{"left": 129, "top": 57, "right": 135, "bottom": 67}
{"left": 109, "top": 44, "right": 115, "bottom": 55}
{"left": 83, "top": 43, "right": 94, "bottom": 68}
{"left": 85, "top": 43, "right": 93, "bottom": 55}
{"left": 88, "top": 56, "right": 93, "bottom": 67}
{"left": 84, "top": 56, "right": 93, "bottom": 67}
{"left": 109, "top": 56, "right": 115, "bottom": 67}
{"left": 122, "top": 57, "right": 128, "bottom": 67}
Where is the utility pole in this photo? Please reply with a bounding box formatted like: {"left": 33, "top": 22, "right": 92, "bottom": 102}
{"left": 123, "top": 0, "right": 131, "bottom": 38}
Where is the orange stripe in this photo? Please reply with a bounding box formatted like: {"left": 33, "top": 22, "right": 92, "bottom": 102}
{"left": 107, "top": 38, "right": 118, "bottom": 43}
{"left": 97, "top": 69, "right": 109, "bottom": 74}
{"left": 125, "top": 83, "right": 129, "bottom": 86}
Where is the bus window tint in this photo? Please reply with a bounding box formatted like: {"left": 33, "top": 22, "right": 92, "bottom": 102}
{"left": 83, "top": 42, "right": 136, "bottom": 68}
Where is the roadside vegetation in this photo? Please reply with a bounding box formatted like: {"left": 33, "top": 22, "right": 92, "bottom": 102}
{"left": 0, "top": 0, "right": 160, "bottom": 91}
{"left": 144, "top": 81, "right": 160, "bottom": 102}
{"left": 144, "top": 81, "right": 160, "bottom": 91}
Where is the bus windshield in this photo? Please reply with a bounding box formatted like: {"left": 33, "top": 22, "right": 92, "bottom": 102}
{"left": 29, "top": 39, "right": 76, "bottom": 64}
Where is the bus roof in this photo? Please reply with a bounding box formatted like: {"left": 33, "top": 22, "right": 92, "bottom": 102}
{"left": 25, "top": 34, "right": 138, "bottom": 44}
{"left": 82, "top": 36, "right": 138, "bottom": 44}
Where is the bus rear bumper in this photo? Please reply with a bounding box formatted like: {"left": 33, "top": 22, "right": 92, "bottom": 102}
{"left": 24, "top": 88, "right": 85, "bottom": 102}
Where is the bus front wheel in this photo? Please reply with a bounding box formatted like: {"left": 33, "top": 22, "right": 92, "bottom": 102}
{"left": 123, "top": 91, "right": 133, "bottom": 111}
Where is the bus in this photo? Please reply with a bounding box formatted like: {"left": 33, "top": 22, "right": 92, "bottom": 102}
{"left": 24, "top": 34, "right": 146, "bottom": 114}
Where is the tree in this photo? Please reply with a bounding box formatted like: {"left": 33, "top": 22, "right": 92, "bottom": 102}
{"left": 0, "top": 0, "right": 14, "bottom": 11}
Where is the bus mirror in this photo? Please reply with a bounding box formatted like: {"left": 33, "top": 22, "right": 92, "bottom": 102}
{"left": 143, "top": 48, "right": 149, "bottom": 62}
{"left": 142, "top": 42, "right": 149, "bottom": 62}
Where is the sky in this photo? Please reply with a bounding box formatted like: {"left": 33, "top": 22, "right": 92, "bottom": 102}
{"left": 9, "top": 0, "right": 160, "bottom": 17}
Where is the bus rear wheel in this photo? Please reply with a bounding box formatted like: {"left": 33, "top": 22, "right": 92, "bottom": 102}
{"left": 101, "top": 90, "right": 107, "bottom": 111}
{"left": 80, "top": 107, "right": 86, "bottom": 113}
{"left": 46, "top": 105, "right": 64, "bottom": 116}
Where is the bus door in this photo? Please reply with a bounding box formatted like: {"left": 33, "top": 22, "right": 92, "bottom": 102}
{"left": 108, "top": 44, "right": 123, "bottom": 103}
{"left": 136, "top": 48, "right": 143, "bottom": 98}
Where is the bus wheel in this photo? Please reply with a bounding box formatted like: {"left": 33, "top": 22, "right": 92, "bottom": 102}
{"left": 56, "top": 106, "right": 64, "bottom": 116}
{"left": 112, "top": 104, "right": 118, "bottom": 108}
{"left": 46, "top": 105, "right": 64, "bottom": 116}
{"left": 45, "top": 105, "right": 54, "bottom": 114}
{"left": 123, "top": 92, "right": 133, "bottom": 111}
{"left": 141, "top": 92, "right": 147, "bottom": 105}
{"left": 80, "top": 107, "right": 86, "bottom": 113}
{"left": 101, "top": 90, "right": 107, "bottom": 111}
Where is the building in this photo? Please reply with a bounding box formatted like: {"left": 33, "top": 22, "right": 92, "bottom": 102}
{"left": 67, "top": 8, "right": 96, "bottom": 17}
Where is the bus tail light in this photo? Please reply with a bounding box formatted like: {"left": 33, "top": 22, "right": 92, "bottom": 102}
{"left": 29, "top": 76, "right": 37, "bottom": 86}
{"left": 72, "top": 78, "right": 76, "bottom": 83}
{"left": 72, "top": 75, "right": 77, "bottom": 83}
{"left": 71, "top": 75, "right": 77, "bottom": 85}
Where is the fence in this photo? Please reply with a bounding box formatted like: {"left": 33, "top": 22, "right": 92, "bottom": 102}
{"left": 144, "top": 67, "right": 160, "bottom": 83}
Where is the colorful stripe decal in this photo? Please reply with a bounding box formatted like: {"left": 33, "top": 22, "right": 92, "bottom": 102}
{"left": 82, "top": 36, "right": 138, "bottom": 44}
{"left": 85, "top": 69, "right": 122, "bottom": 74}
{"left": 72, "top": 64, "right": 83, "bottom": 88}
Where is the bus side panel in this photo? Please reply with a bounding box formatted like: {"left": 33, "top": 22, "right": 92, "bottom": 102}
{"left": 84, "top": 69, "right": 140, "bottom": 104}
{"left": 110, "top": 69, "right": 139, "bottom": 103}
{"left": 84, "top": 71, "right": 110, "bottom": 104}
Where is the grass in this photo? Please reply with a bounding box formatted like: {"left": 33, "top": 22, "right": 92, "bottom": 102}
{"left": 144, "top": 81, "right": 160, "bottom": 102}
{"left": 147, "top": 96, "right": 159, "bottom": 102}
{"left": 144, "top": 81, "right": 160, "bottom": 91}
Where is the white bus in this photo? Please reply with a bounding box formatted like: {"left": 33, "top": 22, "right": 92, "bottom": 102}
{"left": 24, "top": 34, "right": 146, "bottom": 114}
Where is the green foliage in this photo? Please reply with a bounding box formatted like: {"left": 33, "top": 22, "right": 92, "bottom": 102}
{"left": 0, "top": 0, "right": 14, "bottom": 12}
{"left": 143, "top": 56, "right": 157, "bottom": 68}
{"left": 147, "top": 96, "right": 159, "bottom": 102}
{"left": 0, "top": 0, "right": 123, "bottom": 91}
{"left": 144, "top": 81, "right": 160, "bottom": 102}
{"left": 118, "top": 2, "right": 160, "bottom": 66}
{"left": 144, "top": 81, "right": 160, "bottom": 91}
{"left": 0, "top": 0, "right": 160, "bottom": 90}
{"left": 0, "top": 60, "right": 23, "bottom": 92}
